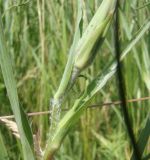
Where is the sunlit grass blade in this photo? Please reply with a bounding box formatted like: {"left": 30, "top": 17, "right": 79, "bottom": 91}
{"left": 49, "top": 0, "right": 83, "bottom": 140}
{"left": 53, "top": 0, "right": 83, "bottom": 101}
{"left": 0, "top": 14, "right": 35, "bottom": 160}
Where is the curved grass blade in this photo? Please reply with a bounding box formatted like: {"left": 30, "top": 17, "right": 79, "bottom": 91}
{"left": 0, "top": 14, "right": 35, "bottom": 160}
{"left": 53, "top": 0, "right": 83, "bottom": 100}
{"left": 43, "top": 18, "right": 150, "bottom": 160}
{"left": 49, "top": 0, "right": 83, "bottom": 140}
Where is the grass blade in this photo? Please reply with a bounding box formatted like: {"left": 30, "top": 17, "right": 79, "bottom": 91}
{"left": 131, "top": 115, "right": 150, "bottom": 160}
{"left": 0, "top": 14, "right": 35, "bottom": 159}
{"left": 54, "top": 0, "right": 83, "bottom": 100}
{"left": 49, "top": 0, "right": 83, "bottom": 140}
{"left": 0, "top": 132, "right": 9, "bottom": 160}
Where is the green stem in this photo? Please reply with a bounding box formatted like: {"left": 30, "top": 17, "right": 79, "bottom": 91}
{"left": 43, "top": 98, "right": 86, "bottom": 160}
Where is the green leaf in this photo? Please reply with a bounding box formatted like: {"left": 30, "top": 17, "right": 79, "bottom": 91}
{"left": 0, "top": 132, "right": 9, "bottom": 160}
{"left": 0, "top": 14, "right": 35, "bottom": 159}
{"left": 48, "top": 0, "right": 84, "bottom": 141}
{"left": 54, "top": 0, "right": 83, "bottom": 100}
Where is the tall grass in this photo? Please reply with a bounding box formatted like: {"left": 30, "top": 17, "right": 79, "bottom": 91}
{"left": 0, "top": 0, "right": 150, "bottom": 160}
{"left": 0, "top": 11, "right": 34, "bottom": 160}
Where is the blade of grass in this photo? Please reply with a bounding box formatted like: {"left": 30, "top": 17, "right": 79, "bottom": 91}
{"left": 0, "top": 131, "right": 9, "bottom": 160}
{"left": 131, "top": 115, "right": 150, "bottom": 160}
{"left": 114, "top": 2, "right": 141, "bottom": 159}
{"left": 0, "top": 14, "right": 35, "bottom": 160}
{"left": 49, "top": 0, "right": 83, "bottom": 140}
{"left": 53, "top": 0, "right": 83, "bottom": 100}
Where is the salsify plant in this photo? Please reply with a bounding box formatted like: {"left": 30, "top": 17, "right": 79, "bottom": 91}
{"left": 0, "top": 0, "right": 150, "bottom": 160}
{"left": 44, "top": 0, "right": 150, "bottom": 159}
{"left": 44, "top": 19, "right": 150, "bottom": 160}
{"left": 50, "top": 0, "right": 117, "bottom": 141}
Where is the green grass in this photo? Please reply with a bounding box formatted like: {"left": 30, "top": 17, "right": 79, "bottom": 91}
{"left": 0, "top": 0, "right": 150, "bottom": 160}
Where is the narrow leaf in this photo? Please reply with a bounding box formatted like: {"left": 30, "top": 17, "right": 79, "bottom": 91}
{"left": 0, "top": 132, "right": 9, "bottom": 160}
{"left": 54, "top": 0, "right": 83, "bottom": 100}
{"left": 131, "top": 115, "right": 150, "bottom": 160}
{"left": 49, "top": 0, "right": 83, "bottom": 140}
{"left": 0, "top": 14, "right": 35, "bottom": 159}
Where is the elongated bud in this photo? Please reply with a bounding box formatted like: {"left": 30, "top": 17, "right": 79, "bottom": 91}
{"left": 73, "top": 0, "right": 117, "bottom": 72}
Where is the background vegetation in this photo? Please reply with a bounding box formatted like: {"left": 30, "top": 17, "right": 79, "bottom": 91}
{"left": 0, "top": 0, "right": 150, "bottom": 160}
